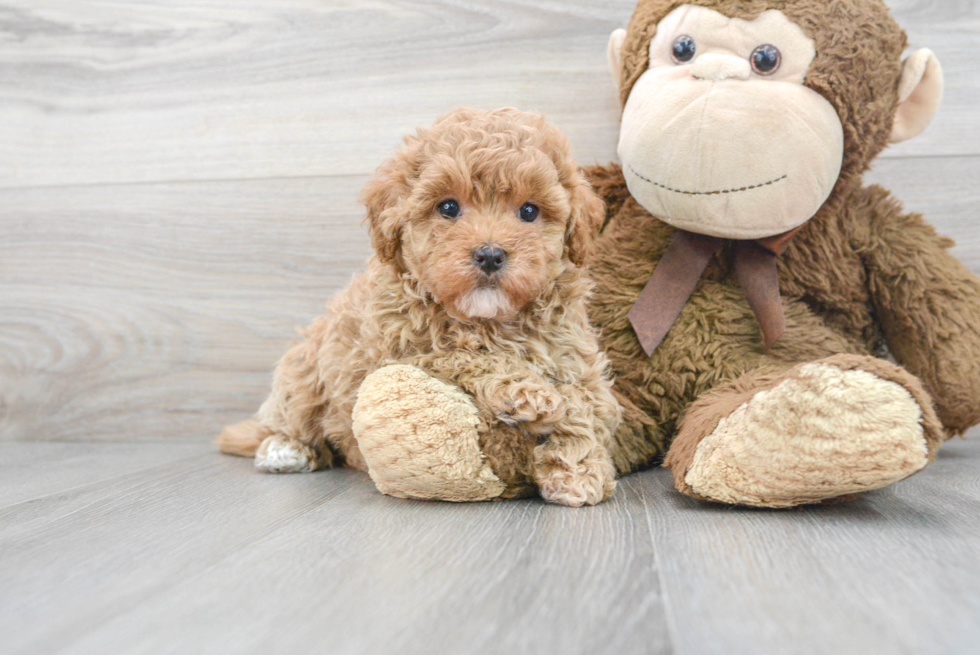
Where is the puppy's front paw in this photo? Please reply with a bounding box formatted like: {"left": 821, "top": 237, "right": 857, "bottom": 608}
{"left": 534, "top": 452, "right": 616, "bottom": 507}
{"left": 497, "top": 381, "right": 566, "bottom": 429}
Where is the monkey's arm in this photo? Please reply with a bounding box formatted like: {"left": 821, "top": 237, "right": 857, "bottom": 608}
{"left": 859, "top": 185, "right": 980, "bottom": 436}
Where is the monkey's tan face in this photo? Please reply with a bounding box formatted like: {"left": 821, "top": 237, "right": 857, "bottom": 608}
{"left": 397, "top": 155, "right": 570, "bottom": 322}
{"left": 615, "top": 5, "right": 844, "bottom": 239}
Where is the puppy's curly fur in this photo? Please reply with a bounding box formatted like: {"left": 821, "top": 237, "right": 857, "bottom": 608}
{"left": 217, "top": 108, "right": 621, "bottom": 506}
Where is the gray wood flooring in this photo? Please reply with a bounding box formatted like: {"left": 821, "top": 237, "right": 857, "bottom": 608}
{"left": 1, "top": 437, "right": 978, "bottom": 655}
{"left": 1, "top": 1, "right": 979, "bottom": 653}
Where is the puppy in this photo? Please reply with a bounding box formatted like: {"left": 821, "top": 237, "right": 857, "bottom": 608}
{"left": 217, "top": 108, "right": 621, "bottom": 506}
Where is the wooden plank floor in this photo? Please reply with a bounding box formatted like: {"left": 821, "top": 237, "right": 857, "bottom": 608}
{"left": 1, "top": 1, "right": 979, "bottom": 654}
{"left": 1, "top": 436, "right": 978, "bottom": 655}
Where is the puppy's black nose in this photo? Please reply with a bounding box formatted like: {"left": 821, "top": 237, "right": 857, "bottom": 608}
{"left": 473, "top": 245, "right": 507, "bottom": 275}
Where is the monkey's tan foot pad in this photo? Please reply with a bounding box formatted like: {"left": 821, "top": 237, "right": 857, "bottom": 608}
{"left": 352, "top": 365, "right": 506, "bottom": 502}
{"left": 255, "top": 436, "right": 320, "bottom": 474}
{"left": 665, "top": 357, "right": 941, "bottom": 508}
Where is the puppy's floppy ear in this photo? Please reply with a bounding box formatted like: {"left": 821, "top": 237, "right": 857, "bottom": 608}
{"left": 565, "top": 178, "right": 606, "bottom": 267}
{"left": 360, "top": 156, "right": 411, "bottom": 264}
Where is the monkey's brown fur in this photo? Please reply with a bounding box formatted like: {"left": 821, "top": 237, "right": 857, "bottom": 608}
{"left": 588, "top": 0, "right": 980, "bottom": 498}
{"left": 218, "top": 108, "right": 621, "bottom": 506}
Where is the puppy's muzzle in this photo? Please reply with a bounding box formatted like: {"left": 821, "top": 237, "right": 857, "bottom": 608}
{"left": 473, "top": 245, "right": 507, "bottom": 276}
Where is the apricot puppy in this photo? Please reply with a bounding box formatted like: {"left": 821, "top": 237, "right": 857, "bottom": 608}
{"left": 217, "top": 108, "right": 621, "bottom": 506}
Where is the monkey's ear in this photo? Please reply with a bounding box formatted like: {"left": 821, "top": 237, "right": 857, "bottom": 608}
{"left": 607, "top": 29, "right": 627, "bottom": 89}
{"left": 890, "top": 49, "right": 944, "bottom": 144}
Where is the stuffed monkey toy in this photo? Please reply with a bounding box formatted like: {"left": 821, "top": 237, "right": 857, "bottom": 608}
{"left": 586, "top": 0, "right": 980, "bottom": 507}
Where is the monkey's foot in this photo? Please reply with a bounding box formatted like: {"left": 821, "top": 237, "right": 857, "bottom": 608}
{"left": 352, "top": 365, "right": 506, "bottom": 502}
{"left": 664, "top": 355, "right": 944, "bottom": 508}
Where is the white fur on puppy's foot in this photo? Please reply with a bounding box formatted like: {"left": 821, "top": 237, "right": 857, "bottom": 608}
{"left": 254, "top": 436, "right": 317, "bottom": 474}
{"left": 684, "top": 363, "right": 930, "bottom": 507}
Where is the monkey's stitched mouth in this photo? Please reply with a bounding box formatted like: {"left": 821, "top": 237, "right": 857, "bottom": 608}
{"left": 628, "top": 165, "right": 788, "bottom": 196}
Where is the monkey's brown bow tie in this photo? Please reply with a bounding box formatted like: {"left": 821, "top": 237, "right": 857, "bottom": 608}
{"left": 628, "top": 227, "right": 803, "bottom": 357}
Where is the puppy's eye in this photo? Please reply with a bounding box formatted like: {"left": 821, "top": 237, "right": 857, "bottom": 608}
{"left": 437, "top": 199, "right": 461, "bottom": 219}
{"left": 672, "top": 35, "right": 696, "bottom": 64}
{"left": 518, "top": 203, "right": 540, "bottom": 223}
{"left": 750, "top": 44, "right": 781, "bottom": 75}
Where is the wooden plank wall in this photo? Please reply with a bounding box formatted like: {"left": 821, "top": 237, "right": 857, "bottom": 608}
{"left": 1, "top": 0, "right": 978, "bottom": 442}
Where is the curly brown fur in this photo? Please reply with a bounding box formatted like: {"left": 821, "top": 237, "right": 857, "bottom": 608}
{"left": 218, "top": 108, "right": 621, "bottom": 505}
{"left": 588, "top": 165, "right": 980, "bottom": 476}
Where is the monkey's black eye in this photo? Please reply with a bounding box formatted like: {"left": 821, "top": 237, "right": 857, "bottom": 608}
{"left": 751, "top": 44, "right": 782, "bottom": 75}
{"left": 518, "top": 203, "right": 540, "bottom": 223}
{"left": 671, "top": 35, "right": 696, "bottom": 64}
{"left": 438, "top": 199, "right": 461, "bottom": 219}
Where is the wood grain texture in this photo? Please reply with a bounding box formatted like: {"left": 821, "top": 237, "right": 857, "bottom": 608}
{"left": 1, "top": 437, "right": 977, "bottom": 655}
{"left": 638, "top": 435, "right": 980, "bottom": 655}
{"left": 0, "top": 0, "right": 977, "bottom": 190}
{"left": 0, "top": 0, "right": 632, "bottom": 188}
{"left": 0, "top": 447, "right": 669, "bottom": 655}
{"left": 0, "top": 441, "right": 209, "bottom": 508}
{"left": 0, "top": 177, "right": 371, "bottom": 442}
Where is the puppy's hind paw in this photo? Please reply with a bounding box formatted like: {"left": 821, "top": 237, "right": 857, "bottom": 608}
{"left": 254, "top": 436, "right": 319, "bottom": 474}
